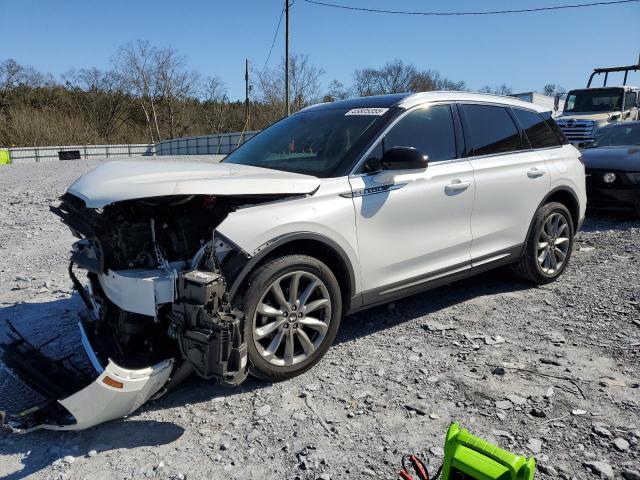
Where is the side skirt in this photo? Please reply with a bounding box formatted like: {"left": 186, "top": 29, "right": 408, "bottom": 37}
{"left": 349, "top": 244, "right": 523, "bottom": 314}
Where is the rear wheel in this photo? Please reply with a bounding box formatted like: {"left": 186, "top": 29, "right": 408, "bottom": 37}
{"left": 513, "top": 202, "right": 574, "bottom": 284}
{"left": 239, "top": 255, "right": 342, "bottom": 381}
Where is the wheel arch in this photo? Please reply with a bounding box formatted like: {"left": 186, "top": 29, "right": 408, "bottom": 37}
{"left": 543, "top": 187, "right": 581, "bottom": 232}
{"left": 523, "top": 186, "right": 581, "bottom": 246}
{"left": 224, "top": 232, "right": 357, "bottom": 313}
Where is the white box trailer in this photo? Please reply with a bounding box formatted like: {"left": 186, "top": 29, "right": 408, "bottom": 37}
{"left": 512, "top": 92, "right": 560, "bottom": 117}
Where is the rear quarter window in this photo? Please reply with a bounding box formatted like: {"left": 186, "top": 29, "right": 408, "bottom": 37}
{"left": 513, "top": 108, "right": 560, "bottom": 149}
{"left": 541, "top": 112, "right": 569, "bottom": 145}
{"left": 460, "top": 104, "right": 522, "bottom": 156}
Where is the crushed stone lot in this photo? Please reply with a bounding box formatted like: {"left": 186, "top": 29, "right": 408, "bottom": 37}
{"left": 1, "top": 160, "right": 639, "bottom": 480}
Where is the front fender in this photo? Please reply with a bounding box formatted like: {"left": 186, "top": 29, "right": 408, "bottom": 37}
{"left": 216, "top": 178, "right": 362, "bottom": 296}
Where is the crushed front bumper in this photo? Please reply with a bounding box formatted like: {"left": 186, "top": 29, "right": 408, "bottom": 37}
{"left": 0, "top": 322, "right": 174, "bottom": 433}
{"left": 54, "top": 356, "right": 174, "bottom": 432}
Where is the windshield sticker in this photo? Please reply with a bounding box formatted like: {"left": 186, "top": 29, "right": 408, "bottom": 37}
{"left": 345, "top": 108, "right": 389, "bottom": 116}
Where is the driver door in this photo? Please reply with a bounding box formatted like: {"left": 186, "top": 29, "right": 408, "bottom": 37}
{"left": 349, "top": 104, "right": 475, "bottom": 301}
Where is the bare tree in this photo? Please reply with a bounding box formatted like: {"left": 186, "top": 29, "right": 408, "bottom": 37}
{"left": 1, "top": 48, "right": 478, "bottom": 147}
{"left": 354, "top": 60, "right": 465, "bottom": 96}
{"left": 479, "top": 84, "right": 513, "bottom": 95}
{"left": 543, "top": 83, "right": 565, "bottom": 96}
{"left": 258, "top": 53, "right": 324, "bottom": 119}
{"left": 113, "top": 40, "right": 163, "bottom": 143}
{"left": 0, "top": 59, "right": 24, "bottom": 107}
{"left": 354, "top": 59, "right": 417, "bottom": 96}
{"left": 63, "top": 67, "right": 131, "bottom": 142}
{"left": 5, "top": 105, "right": 94, "bottom": 146}
{"left": 155, "top": 47, "right": 200, "bottom": 139}
{"left": 323, "top": 79, "right": 350, "bottom": 102}
{"left": 202, "top": 76, "right": 230, "bottom": 134}
{"left": 409, "top": 70, "right": 465, "bottom": 92}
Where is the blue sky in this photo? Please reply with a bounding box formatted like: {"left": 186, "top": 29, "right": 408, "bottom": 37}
{"left": 2, "top": 0, "right": 639, "bottom": 100}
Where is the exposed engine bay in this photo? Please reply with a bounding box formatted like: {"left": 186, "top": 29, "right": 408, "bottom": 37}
{"left": 0, "top": 191, "right": 284, "bottom": 432}
{"left": 51, "top": 192, "right": 254, "bottom": 378}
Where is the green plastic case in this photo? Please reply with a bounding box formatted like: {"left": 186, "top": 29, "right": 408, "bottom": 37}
{"left": 440, "top": 423, "right": 536, "bottom": 480}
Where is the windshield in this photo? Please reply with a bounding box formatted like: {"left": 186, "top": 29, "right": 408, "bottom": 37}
{"left": 224, "top": 108, "right": 389, "bottom": 177}
{"left": 591, "top": 124, "right": 640, "bottom": 147}
{"left": 564, "top": 88, "right": 623, "bottom": 113}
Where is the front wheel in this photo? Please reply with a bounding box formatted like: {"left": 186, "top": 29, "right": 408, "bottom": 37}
{"left": 513, "top": 202, "right": 574, "bottom": 284}
{"left": 239, "top": 255, "right": 342, "bottom": 381}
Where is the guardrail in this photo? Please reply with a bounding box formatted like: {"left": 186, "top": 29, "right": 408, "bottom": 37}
{"left": 1, "top": 131, "right": 260, "bottom": 164}
{"left": 155, "top": 131, "right": 259, "bottom": 156}
{"left": 6, "top": 144, "right": 155, "bottom": 164}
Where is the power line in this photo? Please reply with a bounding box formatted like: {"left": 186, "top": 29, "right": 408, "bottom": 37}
{"left": 261, "top": 3, "right": 286, "bottom": 75}
{"left": 302, "top": 0, "right": 639, "bottom": 16}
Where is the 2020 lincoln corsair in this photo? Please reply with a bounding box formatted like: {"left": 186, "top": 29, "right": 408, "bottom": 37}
{"left": 8, "top": 92, "right": 586, "bottom": 431}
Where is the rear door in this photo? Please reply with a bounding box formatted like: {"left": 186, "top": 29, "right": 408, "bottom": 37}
{"left": 349, "top": 103, "right": 475, "bottom": 296}
{"left": 459, "top": 103, "right": 550, "bottom": 262}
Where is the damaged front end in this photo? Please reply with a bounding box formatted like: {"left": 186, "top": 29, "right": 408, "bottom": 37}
{"left": 2, "top": 192, "right": 257, "bottom": 433}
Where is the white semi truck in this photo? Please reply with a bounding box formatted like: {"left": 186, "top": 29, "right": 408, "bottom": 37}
{"left": 555, "top": 64, "right": 639, "bottom": 146}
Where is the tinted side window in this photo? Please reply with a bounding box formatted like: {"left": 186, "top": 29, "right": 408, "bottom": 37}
{"left": 382, "top": 105, "right": 456, "bottom": 162}
{"left": 625, "top": 91, "right": 637, "bottom": 110}
{"left": 541, "top": 112, "right": 569, "bottom": 145}
{"left": 513, "top": 108, "right": 560, "bottom": 148}
{"left": 461, "top": 104, "right": 522, "bottom": 156}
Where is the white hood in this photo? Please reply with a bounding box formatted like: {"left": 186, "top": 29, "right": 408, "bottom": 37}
{"left": 67, "top": 160, "right": 321, "bottom": 208}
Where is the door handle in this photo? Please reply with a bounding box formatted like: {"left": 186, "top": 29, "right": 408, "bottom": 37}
{"left": 445, "top": 180, "right": 471, "bottom": 193}
{"left": 527, "top": 168, "right": 546, "bottom": 179}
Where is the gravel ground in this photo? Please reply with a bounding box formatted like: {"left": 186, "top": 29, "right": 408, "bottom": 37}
{"left": 1, "top": 160, "right": 639, "bottom": 480}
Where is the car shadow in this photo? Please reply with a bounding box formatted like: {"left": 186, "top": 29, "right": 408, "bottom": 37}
{"left": 0, "top": 420, "right": 184, "bottom": 480}
{"left": 336, "top": 267, "right": 531, "bottom": 346}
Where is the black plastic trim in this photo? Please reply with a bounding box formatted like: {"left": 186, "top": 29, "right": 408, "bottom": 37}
{"left": 225, "top": 232, "right": 358, "bottom": 309}
{"left": 353, "top": 245, "right": 523, "bottom": 313}
{"left": 527, "top": 186, "right": 582, "bottom": 237}
{"left": 451, "top": 103, "right": 468, "bottom": 158}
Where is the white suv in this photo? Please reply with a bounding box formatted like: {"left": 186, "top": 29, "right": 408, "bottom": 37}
{"left": 16, "top": 92, "right": 586, "bottom": 431}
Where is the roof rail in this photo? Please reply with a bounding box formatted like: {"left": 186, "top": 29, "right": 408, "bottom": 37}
{"left": 587, "top": 64, "right": 640, "bottom": 88}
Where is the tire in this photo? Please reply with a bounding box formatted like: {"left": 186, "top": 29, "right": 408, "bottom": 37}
{"left": 513, "top": 202, "right": 574, "bottom": 284}
{"left": 239, "top": 254, "right": 342, "bottom": 382}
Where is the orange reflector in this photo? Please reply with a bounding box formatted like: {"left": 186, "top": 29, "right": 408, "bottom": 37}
{"left": 102, "top": 376, "right": 124, "bottom": 389}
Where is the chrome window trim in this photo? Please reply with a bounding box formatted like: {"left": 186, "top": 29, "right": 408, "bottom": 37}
{"left": 349, "top": 99, "right": 563, "bottom": 177}
{"left": 462, "top": 148, "right": 535, "bottom": 162}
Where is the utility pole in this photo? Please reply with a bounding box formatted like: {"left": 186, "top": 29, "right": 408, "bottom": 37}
{"left": 245, "top": 58, "right": 250, "bottom": 130}
{"left": 285, "top": 0, "right": 290, "bottom": 116}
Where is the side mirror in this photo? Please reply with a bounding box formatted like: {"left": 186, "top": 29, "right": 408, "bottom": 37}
{"left": 554, "top": 94, "right": 560, "bottom": 111}
{"left": 380, "top": 146, "right": 428, "bottom": 171}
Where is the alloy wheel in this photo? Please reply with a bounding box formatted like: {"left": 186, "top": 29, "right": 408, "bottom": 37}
{"left": 537, "top": 212, "right": 570, "bottom": 275}
{"left": 252, "top": 271, "right": 331, "bottom": 367}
